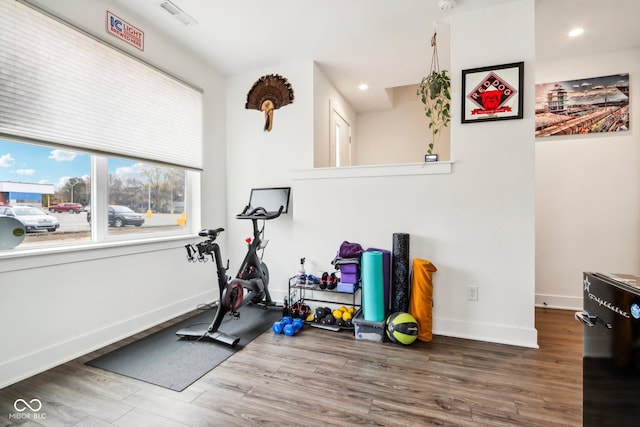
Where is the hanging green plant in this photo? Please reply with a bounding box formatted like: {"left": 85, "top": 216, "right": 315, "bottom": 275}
{"left": 417, "top": 31, "right": 451, "bottom": 156}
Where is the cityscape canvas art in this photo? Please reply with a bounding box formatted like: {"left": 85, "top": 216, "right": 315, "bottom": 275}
{"left": 535, "top": 73, "right": 629, "bottom": 138}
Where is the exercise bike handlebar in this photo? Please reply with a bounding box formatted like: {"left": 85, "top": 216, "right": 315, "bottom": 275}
{"left": 185, "top": 228, "right": 225, "bottom": 262}
{"left": 236, "top": 205, "right": 284, "bottom": 220}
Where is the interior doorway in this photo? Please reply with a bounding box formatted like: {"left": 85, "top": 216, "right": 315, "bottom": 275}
{"left": 329, "top": 107, "right": 351, "bottom": 167}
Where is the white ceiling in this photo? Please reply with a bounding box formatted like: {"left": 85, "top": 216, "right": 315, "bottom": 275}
{"left": 108, "top": 0, "right": 640, "bottom": 113}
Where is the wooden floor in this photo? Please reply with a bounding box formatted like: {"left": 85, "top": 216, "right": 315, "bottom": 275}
{"left": 1, "top": 308, "right": 582, "bottom": 426}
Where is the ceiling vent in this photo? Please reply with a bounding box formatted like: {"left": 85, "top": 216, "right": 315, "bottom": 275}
{"left": 160, "top": 1, "right": 197, "bottom": 26}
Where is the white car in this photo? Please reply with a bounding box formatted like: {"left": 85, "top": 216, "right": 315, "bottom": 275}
{"left": 0, "top": 205, "right": 60, "bottom": 232}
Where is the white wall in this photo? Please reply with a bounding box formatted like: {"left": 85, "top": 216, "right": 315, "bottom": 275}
{"left": 535, "top": 48, "right": 640, "bottom": 309}
{"left": 225, "top": 60, "right": 315, "bottom": 303}
{"left": 291, "top": 0, "right": 537, "bottom": 347}
{"left": 313, "top": 63, "right": 357, "bottom": 167}
{"left": 0, "top": 0, "right": 226, "bottom": 388}
{"left": 357, "top": 84, "right": 451, "bottom": 164}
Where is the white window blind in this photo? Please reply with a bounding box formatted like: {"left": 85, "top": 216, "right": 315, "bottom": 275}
{"left": 0, "top": 1, "right": 203, "bottom": 170}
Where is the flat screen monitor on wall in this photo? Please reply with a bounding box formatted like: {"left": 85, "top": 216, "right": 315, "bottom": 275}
{"left": 248, "top": 187, "right": 291, "bottom": 214}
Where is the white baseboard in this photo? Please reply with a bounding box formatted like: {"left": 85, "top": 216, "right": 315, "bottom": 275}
{"left": 433, "top": 316, "right": 539, "bottom": 349}
{"left": 535, "top": 293, "right": 582, "bottom": 310}
{"left": 0, "top": 290, "right": 214, "bottom": 389}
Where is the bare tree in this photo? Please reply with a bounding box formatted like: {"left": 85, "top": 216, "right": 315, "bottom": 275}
{"left": 55, "top": 177, "right": 89, "bottom": 205}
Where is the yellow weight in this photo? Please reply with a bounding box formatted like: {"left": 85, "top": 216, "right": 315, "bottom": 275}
{"left": 332, "top": 309, "right": 343, "bottom": 320}
{"left": 342, "top": 311, "right": 352, "bottom": 321}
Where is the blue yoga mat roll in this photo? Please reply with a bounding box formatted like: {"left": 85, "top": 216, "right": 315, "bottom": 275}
{"left": 367, "top": 247, "right": 391, "bottom": 318}
{"left": 362, "top": 250, "right": 385, "bottom": 322}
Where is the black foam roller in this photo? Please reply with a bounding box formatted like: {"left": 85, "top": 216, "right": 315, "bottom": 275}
{"left": 391, "top": 233, "right": 410, "bottom": 313}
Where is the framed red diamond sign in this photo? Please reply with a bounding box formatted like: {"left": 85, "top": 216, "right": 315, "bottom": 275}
{"left": 461, "top": 62, "right": 524, "bottom": 123}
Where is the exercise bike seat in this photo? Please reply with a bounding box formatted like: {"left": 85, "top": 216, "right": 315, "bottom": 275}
{"left": 199, "top": 227, "right": 225, "bottom": 239}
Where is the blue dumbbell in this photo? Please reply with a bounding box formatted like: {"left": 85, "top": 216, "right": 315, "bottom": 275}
{"left": 307, "top": 274, "right": 321, "bottom": 284}
{"left": 272, "top": 316, "right": 295, "bottom": 334}
{"left": 284, "top": 318, "right": 304, "bottom": 336}
{"left": 272, "top": 321, "right": 284, "bottom": 334}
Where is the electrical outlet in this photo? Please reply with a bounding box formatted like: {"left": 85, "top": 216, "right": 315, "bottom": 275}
{"left": 467, "top": 285, "right": 478, "bottom": 301}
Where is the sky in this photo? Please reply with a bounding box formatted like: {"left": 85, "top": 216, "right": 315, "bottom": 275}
{"left": 0, "top": 139, "right": 146, "bottom": 190}
{"left": 534, "top": 73, "right": 629, "bottom": 108}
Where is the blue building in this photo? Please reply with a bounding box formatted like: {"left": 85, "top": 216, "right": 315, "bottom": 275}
{"left": 0, "top": 181, "right": 55, "bottom": 207}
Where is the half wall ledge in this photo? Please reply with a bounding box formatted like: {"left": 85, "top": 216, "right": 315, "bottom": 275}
{"left": 291, "top": 161, "right": 454, "bottom": 180}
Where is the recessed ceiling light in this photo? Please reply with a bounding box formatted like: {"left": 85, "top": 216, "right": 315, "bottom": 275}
{"left": 568, "top": 27, "right": 584, "bottom": 37}
{"left": 358, "top": 83, "right": 368, "bottom": 91}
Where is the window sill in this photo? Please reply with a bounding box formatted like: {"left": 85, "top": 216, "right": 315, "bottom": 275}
{"left": 0, "top": 233, "right": 197, "bottom": 273}
{"left": 291, "top": 161, "right": 453, "bottom": 180}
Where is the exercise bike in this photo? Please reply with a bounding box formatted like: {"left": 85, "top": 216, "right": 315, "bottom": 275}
{"left": 176, "top": 203, "right": 285, "bottom": 346}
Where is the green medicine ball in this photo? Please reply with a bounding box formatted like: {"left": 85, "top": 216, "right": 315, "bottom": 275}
{"left": 386, "top": 312, "right": 419, "bottom": 345}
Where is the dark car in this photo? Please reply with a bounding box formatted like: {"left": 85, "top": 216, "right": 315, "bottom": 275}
{"left": 49, "top": 202, "right": 84, "bottom": 213}
{"left": 87, "top": 205, "right": 144, "bottom": 227}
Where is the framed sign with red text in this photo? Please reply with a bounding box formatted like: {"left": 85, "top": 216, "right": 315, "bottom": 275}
{"left": 461, "top": 62, "right": 524, "bottom": 123}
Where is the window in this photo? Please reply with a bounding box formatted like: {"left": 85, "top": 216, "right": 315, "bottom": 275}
{"left": 0, "top": 139, "right": 192, "bottom": 250}
{"left": 0, "top": 1, "right": 202, "bottom": 252}
{"left": 105, "top": 158, "right": 187, "bottom": 237}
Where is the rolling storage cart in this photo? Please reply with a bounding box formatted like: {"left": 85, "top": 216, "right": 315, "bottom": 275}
{"left": 288, "top": 278, "right": 361, "bottom": 331}
{"left": 287, "top": 256, "right": 363, "bottom": 331}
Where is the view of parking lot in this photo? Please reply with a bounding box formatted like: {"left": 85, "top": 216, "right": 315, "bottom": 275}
{"left": 19, "top": 210, "right": 186, "bottom": 247}
{"left": 1, "top": 139, "right": 189, "bottom": 249}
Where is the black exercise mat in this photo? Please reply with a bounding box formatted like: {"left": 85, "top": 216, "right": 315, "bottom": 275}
{"left": 86, "top": 304, "right": 282, "bottom": 391}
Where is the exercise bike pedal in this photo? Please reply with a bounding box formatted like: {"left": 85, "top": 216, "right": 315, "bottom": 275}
{"left": 176, "top": 325, "right": 240, "bottom": 347}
